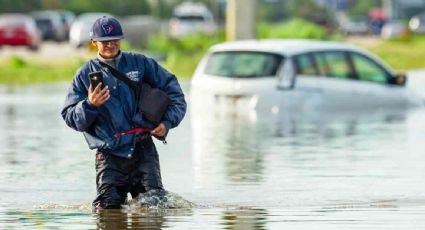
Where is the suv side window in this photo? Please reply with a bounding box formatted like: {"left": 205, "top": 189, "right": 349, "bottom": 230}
{"left": 294, "top": 53, "right": 318, "bottom": 76}
{"left": 351, "top": 53, "right": 389, "bottom": 84}
{"left": 314, "top": 51, "right": 353, "bottom": 79}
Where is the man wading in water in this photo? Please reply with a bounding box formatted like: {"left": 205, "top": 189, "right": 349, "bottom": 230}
{"left": 61, "top": 16, "right": 186, "bottom": 210}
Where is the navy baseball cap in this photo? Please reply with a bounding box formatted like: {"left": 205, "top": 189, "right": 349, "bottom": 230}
{"left": 90, "top": 16, "right": 124, "bottom": 41}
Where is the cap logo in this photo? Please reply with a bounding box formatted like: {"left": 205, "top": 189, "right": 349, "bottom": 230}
{"left": 101, "top": 24, "right": 114, "bottom": 34}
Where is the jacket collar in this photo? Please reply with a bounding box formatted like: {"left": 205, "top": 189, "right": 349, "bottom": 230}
{"left": 97, "top": 51, "right": 122, "bottom": 69}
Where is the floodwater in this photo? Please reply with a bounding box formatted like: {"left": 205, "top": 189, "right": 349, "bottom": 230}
{"left": 1, "top": 79, "right": 425, "bottom": 229}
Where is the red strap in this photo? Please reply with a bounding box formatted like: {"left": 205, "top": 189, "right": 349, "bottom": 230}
{"left": 115, "top": 127, "right": 151, "bottom": 138}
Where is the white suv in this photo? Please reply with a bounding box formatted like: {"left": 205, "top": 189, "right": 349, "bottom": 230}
{"left": 191, "top": 39, "right": 422, "bottom": 111}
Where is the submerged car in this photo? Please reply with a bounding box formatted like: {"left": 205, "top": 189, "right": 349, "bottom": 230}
{"left": 191, "top": 39, "right": 422, "bottom": 112}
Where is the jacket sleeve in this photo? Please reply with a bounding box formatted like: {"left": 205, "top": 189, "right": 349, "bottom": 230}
{"left": 61, "top": 69, "right": 99, "bottom": 132}
{"left": 143, "top": 56, "right": 187, "bottom": 130}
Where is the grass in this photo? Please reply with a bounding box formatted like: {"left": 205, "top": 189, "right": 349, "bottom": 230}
{"left": 355, "top": 36, "right": 425, "bottom": 71}
{"left": 0, "top": 56, "right": 84, "bottom": 85}
{"left": 160, "top": 51, "right": 205, "bottom": 78}
{"left": 257, "top": 19, "right": 328, "bottom": 40}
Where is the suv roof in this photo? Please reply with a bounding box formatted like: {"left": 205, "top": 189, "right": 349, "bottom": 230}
{"left": 209, "top": 39, "right": 394, "bottom": 76}
{"left": 210, "top": 39, "right": 368, "bottom": 56}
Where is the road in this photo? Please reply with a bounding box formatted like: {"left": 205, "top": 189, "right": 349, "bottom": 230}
{"left": 0, "top": 42, "right": 92, "bottom": 60}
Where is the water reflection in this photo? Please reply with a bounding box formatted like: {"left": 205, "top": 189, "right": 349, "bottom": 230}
{"left": 2, "top": 209, "right": 94, "bottom": 229}
{"left": 2, "top": 105, "right": 19, "bottom": 163}
{"left": 273, "top": 108, "right": 407, "bottom": 139}
{"left": 96, "top": 210, "right": 164, "bottom": 230}
{"left": 192, "top": 107, "right": 265, "bottom": 183}
{"left": 221, "top": 208, "right": 267, "bottom": 230}
{"left": 191, "top": 97, "right": 411, "bottom": 186}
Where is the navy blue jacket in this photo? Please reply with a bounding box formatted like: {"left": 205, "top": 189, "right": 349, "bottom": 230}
{"left": 61, "top": 52, "right": 186, "bottom": 158}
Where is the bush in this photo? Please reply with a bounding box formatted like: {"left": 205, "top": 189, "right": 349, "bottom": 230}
{"left": 148, "top": 32, "right": 224, "bottom": 55}
{"left": 8, "top": 55, "right": 27, "bottom": 68}
{"left": 0, "top": 58, "right": 81, "bottom": 84}
{"left": 257, "top": 18, "right": 328, "bottom": 40}
{"left": 147, "top": 32, "right": 225, "bottom": 77}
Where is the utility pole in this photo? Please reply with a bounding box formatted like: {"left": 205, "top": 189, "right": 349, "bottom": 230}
{"left": 382, "top": 0, "right": 395, "bottom": 19}
{"left": 226, "top": 0, "right": 257, "bottom": 41}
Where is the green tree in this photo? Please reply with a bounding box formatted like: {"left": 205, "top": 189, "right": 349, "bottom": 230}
{"left": 0, "top": 0, "right": 150, "bottom": 15}
{"left": 0, "top": 0, "right": 42, "bottom": 13}
{"left": 259, "top": 0, "right": 287, "bottom": 22}
{"left": 41, "top": 0, "right": 64, "bottom": 9}
{"left": 285, "top": 0, "right": 334, "bottom": 28}
{"left": 348, "top": 0, "right": 381, "bottom": 17}
{"left": 63, "top": 0, "right": 150, "bottom": 16}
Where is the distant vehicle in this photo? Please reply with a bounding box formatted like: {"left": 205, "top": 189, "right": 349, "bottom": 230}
{"left": 31, "top": 10, "right": 67, "bottom": 42}
{"left": 340, "top": 17, "right": 369, "bottom": 35}
{"left": 169, "top": 2, "right": 217, "bottom": 38}
{"left": 0, "top": 13, "right": 41, "bottom": 50}
{"left": 409, "top": 12, "right": 425, "bottom": 34}
{"left": 69, "top": 12, "right": 112, "bottom": 48}
{"left": 121, "top": 15, "right": 160, "bottom": 48}
{"left": 191, "top": 39, "right": 422, "bottom": 112}
{"left": 57, "top": 10, "right": 75, "bottom": 40}
{"left": 381, "top": 19, "right": 406, "bottom": 39}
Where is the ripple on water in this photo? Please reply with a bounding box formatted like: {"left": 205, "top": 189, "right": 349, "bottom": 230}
{"left": 34, "top": 190, "right": 194, "bottom": 212}
{"left": 129, "top": 189, "right": 194, "bottom": 210}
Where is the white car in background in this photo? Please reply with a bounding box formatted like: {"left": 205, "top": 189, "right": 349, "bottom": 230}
{"left": 69, "top": 12, "right": 112, "bottom": 48}
{"left": 381, "top": 19, "right": 406, "bottom": 39}
{"left": 191, "top": 39, "right": 423, "bottom": 112}
{"left": 169, "top": 2, "right": 217, "bottom": 38}
{"left": 31, "top": 10, "right": 67, "bottom": 42}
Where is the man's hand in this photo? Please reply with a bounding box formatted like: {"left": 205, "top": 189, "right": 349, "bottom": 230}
{"left": 88, "top": 83, "right": 110, "bottom": 107}
{"left": 151, "top": 123, "right": 167, "bottom": 137}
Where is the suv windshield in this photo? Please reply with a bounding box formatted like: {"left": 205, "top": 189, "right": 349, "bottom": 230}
{"left": 205, "top": 51, "right": 283, "bottom": 78}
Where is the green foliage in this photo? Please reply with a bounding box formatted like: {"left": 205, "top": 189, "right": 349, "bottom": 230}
{"left": 8, "top": 55, "right": 28, "bottom": 68}
{"left": 259, "top": 0, "right": 287, "bottom": 22}
{"left": 0, "top": 57, "right": 81, "bottom": 84}
{"left": 283, "top": 0, "right": 333, "bottom": 26}
{"left": 0, "top": 0, "right": 220, "bottom": 19}
{"left": 257, "top": 18, "right": 328, "bottom": 40}
{"left": 147, "top": 34, "right": 176, "bottom": 54}
{"left": 366, "top": 36, "right": 425, "bottom": 70}
{"left": 120, "top": 39, "right": 132, "bottom": 52}
{"left": 0, "top": 0, "right": 151, "bottom": 15}
{"left": 285, "top": 0, "right": 326, "bottom": 18}
{"left": 63, "top": 0, "right": 151, "bottom": 16}
{"left": 148, "top": 32, "right": 224, "bottom": 54}
{"left": 147, "top": 32, "right": 225, "bottom": 78}
{"left": 161, "top": 51, "right": 205, "bottom": 78}
{"left": 348, "top": 0, "right": 381, "bottom": 17}
{"left": 0, "top": 0, "right": 41, "bottom": 13}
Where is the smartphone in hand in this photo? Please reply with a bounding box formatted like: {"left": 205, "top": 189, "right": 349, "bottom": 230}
{"left": 89, "top": 71, "right": 104, "bottom": 90}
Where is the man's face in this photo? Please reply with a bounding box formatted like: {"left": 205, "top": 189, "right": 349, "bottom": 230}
{"left": 92, "top": 39, "right": 120, "bottom": 59}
